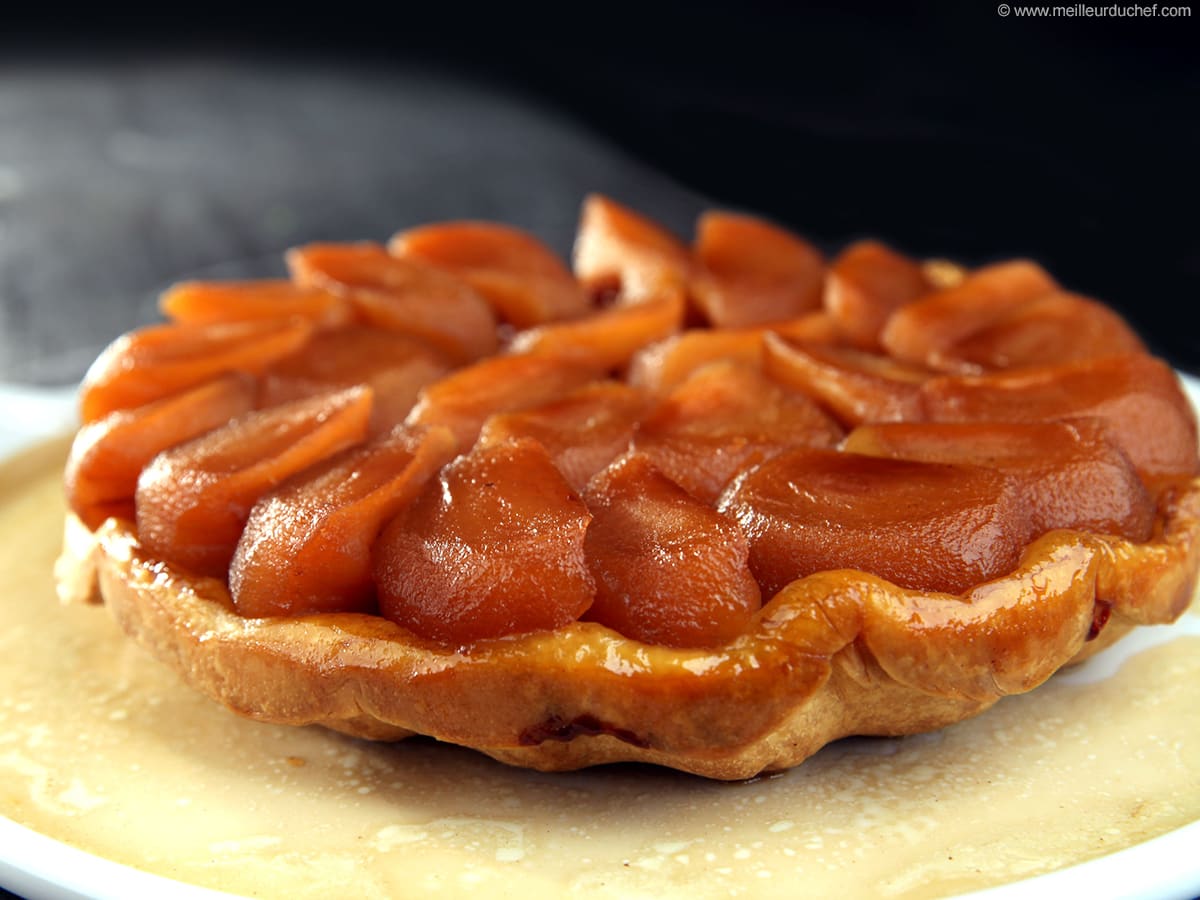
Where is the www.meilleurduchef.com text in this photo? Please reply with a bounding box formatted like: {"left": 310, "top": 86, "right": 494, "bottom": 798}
{"left": 997, "top": 3, "right": 1191, "bottom": 14}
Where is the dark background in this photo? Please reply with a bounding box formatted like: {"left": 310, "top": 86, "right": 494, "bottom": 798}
{"left": 1, "top": 4, "right": 1198, "bottom": 386}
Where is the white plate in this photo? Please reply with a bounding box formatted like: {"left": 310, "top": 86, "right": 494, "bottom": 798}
{"left": 1, "top": 377, "right": 1198, "bottom": 900}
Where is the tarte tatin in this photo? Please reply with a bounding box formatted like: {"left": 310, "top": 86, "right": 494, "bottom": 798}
{"left": 55, "top": 195, "right": 1200, "bottom": 780}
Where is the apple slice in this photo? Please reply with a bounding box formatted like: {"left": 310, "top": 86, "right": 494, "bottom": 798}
{"left": 258, "top": 326, "right": 448, "bottom": 435}
{"left": 823, "top": 240, "right": 931, "bottom": 350}
{"left": 920, "top": 353, "right": 1200, "bottom": 482}
{"left": 634, "top": 361, "right": 844, "bottom": 504}
{"left": 627, "top": 314, "right": 839, "bottom": 395}
{"left": 388, "top": 221, "right": 590, "bottom": 327}
{"left": 230, "top": 424, "right": 457, "bottom": 617}
{"left": 931, "top": 291, "right": 1147, "bottom": 371}
{"left": 159, "top": 279, "right": 351, "bottom": 328}
{"left": 572, "top": 194, "right": 692, "bottom": 302}
{"left": 584, "top": 453, "right": 761, "bottom": 647}
{"left": 79, "top": 318, "right": 313, "bottom": 423}
{"left": 406, "top": 353, "right": 601, "bottom": 448}
{"left": 719, "top": 448, "right": 1030, "bottom": 596}
{"left": 763, "top": 333, "right": 929, "bottom": 426}
{"left": 287, "top": 241, "right": 498, "bottom": 363}
{"left": 507, "top": 290, "right": 685, "bottom": 371}
{"left": 628, "top": 328, "right": 768, "bottom": 396}
{"left": 136, "top": 386, "right": 372, "bottom": 578}
{"left": 881, "top": 259, "right": 1058, "bottom": 369}
{"left": 477, "top": 381, "right": 648, "bottom": 493}
{"left": 690, "top": 211, "right": 825, "bottom": 328}
{"left": 843, "top": 419, "right": 1154, "bottom": 540}
{"left": 65, "top": 374, "right": 255, "bottom": 530}
{"left": 375, "top": 437, "right": 595, "bottom": 644}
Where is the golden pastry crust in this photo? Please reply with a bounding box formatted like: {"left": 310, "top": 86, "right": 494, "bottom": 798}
{"left": 58, "top": 476, "right": 1200, "bottom": 780}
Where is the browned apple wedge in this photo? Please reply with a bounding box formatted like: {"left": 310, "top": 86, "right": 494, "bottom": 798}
{"left": 230, "top": 424, "right": 457, "bottom": 617}
{"left": 824, "top": 240, "right": 932, "bottom": 350}
{"left": 258, "top": 326, "right": 449, "bottom": 435}
{"left": 719, "top": 449, "right": 1031, "bottom": 596}
{"left": 65, "top": 375, "right": 255, "bottom": 530}
{"left": 583, "top": 453, "right": 761, "bottom": 647}
{"left": 507, "top": 290, "right": 685, "bottom": 371}
{"left": 159, "top": 279, "right": 352, "bottom": 328}
{"left": 287, "top": 242, "right": 498, "bottom": 363}
{"left": 920, "top": 354, "right": 1200, "bottom": 483}
{"left": 634, "top": 361, "right": 844, "bottom": 503}
{"left": 930, "top": 291, "right": 1147, "bottom": 371}
{"left": 628, "top": 314, "right": 839, "bottom": 395}
{"left": 881, "top": 260, "right": 1058, "bottom": 369}
{"left": 388, "top": 221, "right": 590, "bottom": 327}
{"left": 79, "top": 318, "right": 313, "bottom": 423}
{"left": 763, "top": 333, "right": 930, "bottom": 426}
{"left": 922, "top": 258, "right": 970, "bottom": 289}
{"left": 690, "top": 211, "right": 825, "bottom": 328}
{"left": 406, "top": 353, "right": 602, "bottom": 449}
{"left": 374, "top": 438, "right": 595, "bottom": 645}
{"left": 477, "top": 381, "right": 648, "bottom": 493}
{"left": 843, "top": 419, "right": 1154, "bottom": 540}
{"left": 135, "top": 387, "right": 372, "bottom": 578}
{"left": 572, "top": 194, "right": 692, "bottom": 302}
{"left": 628, "top": 329, "right": 770, "bottom": 396}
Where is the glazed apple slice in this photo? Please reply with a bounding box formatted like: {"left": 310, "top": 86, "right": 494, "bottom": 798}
{"left": 763, "top": 333, "right": 930, "bottom": 426}
{"left": 922, "top": 258, "right": 970, "bottom": 289}
{"left": 136, "top": 386, "right": 372, "bottom": 578}
{"left": 931, "top": 291, "right": 1147, "bottom": 371}
{"left": 477, "top": 381, "right": 648, "bottom": 493}
{"left": 507, "top": 290, "right": 685, "bottom": 371}
{"left": 159, "top": 279, "right": 352, "bottom": 328}
{"left": 628, "top": 328, "right": 772, "bottom": 396}
{"left": 690, "top": 211, "right": 825, "bottom": 328}
{"left": 572, "top": 194, "right": 692, "bottom": 302}
{"left": 79, "top": 318, "right": 314, "bottom": 423}
{"left": 583, "top": 453, "right": 761, "bottom": 647}
{"left": 406, "top": 353, "right": 601, "bottom": 448}
{"left": 65, "top": 374, "right": 255, "bottom": 531}
{"left": 388, "top": 221, "right": 590, "bottom": 327}
{"left": 230, "top": 424, "right": 457, "bottom": 617}
{"left": 920, "top": 353, "right": 1200, "bottom": 482}
{"left": 627, "top": 314, "right": 839, "bottom": 395}
{"left": 843, "top": 419, "right": 1154, "bottom": 540}
{"left": 634, "top": 361, "right": 844, "bottom": 504}
{"left": 258, "top": 326, "right": 449, "bottom": 434}
{"left": 375, "top": 437, "right": 595, "bottom": 645}
{"left": 880, "top": 259, "right": 1058, "bottom": 369}
{"left": 823, "top": 240, "right": 931, "bottom": 350}
{"left": 287, "top": 242, "right": 498, "bottom": 363}
{"left": 719, "top": 448, "right": 1030, "bottom": 597}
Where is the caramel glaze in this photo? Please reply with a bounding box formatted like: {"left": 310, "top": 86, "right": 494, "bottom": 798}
{"left": 58, "top": 194, "right": 1200, "bottom": 778}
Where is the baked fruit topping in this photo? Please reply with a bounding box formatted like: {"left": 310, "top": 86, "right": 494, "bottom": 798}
{"left": 56, "top": 195, "right": 1200, "bottom": 779}
{"left": 374, "top": 436, "right": 595, "bottom": 645}
{"left": 583, "top": 451, "right": 762, "bottom": 647}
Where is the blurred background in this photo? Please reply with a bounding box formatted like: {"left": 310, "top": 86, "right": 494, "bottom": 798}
{"left": 1, "top": 3, "right": 1197, "bottom": 387}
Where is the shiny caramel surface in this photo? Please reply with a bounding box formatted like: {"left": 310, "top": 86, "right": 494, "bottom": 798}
{"left": 3, "top": 438, "right": 1200, "bottom": 899}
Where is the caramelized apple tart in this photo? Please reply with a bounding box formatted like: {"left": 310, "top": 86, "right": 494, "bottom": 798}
{"left": 55, "top": 195, "right": 1200, "bottom": 779}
